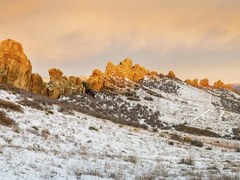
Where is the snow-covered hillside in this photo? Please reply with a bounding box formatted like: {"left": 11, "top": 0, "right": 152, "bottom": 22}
{"left": 0, "top": 80, "right": 240, "bottom": 179}
{"left": 63, "top": 77, "right": 240, "bottom": 139}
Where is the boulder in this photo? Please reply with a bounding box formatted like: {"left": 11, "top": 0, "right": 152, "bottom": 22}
{"left": 0, "top": 39, "right": 32, "bottom": 90}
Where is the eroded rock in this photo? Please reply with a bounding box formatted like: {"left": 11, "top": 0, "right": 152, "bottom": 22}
{"left": 0, "top": 39, "right": 32, "bottom": 90}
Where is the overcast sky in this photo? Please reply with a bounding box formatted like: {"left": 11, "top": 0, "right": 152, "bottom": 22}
{"left": 0, "top": 0, "right": 239, "bottom": 83}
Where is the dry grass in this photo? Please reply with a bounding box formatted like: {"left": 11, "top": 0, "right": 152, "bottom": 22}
{"left": 0, "top": 111, "right": 16, "bottom": 127}
{"left": 18, "top": 99, "right": 45, "bottom": 111}
{"left": 0, "top": 99, "right": 23, "bottom": 112}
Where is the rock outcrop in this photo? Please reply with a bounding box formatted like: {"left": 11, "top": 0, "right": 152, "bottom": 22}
{"left": 199, "top": 78, "right": 209, "bottom": 87}
{"left": 0, "top": 39, "right": 32, "bottom": 90}
{"left": 87, "top": 69, "right": 104, "bottom": 91}
{"left": 167, "top": 71, "right": 176, "bottom": 79}
{"left": 47, "top": 68, "right": 84, "bottom": 98}
{"left": 87, "top": 58, "right": 158, "bottom": 91}
{"left": 185, "top": 79, "right": 199, "bottom": 87}
{"left": 31, "top": 73, "right": 47, "bottom": 95}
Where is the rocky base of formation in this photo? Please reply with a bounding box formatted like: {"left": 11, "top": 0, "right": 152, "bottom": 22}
{"left": 0, "top": 39, "right": 238, "bottom": 99}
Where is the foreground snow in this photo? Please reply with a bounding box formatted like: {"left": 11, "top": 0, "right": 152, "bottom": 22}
{"left": 0, "top": 89, "right": 239, "bottom": 179}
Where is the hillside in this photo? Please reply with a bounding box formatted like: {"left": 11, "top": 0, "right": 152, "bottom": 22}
{"left": 0, "top": 39, "right": 240, "bottom": 179}
{"left": 0, "top": 80, "right": 240, "bottom": 179}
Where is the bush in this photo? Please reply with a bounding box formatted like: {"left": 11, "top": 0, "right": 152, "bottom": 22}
{"left": 0, "top": 111, "right": 16, "bottom": 127}
{"left": 191, "top": 140, "right": 203, "bottom": 147}
{"left": 41, "top": 129, "right": 50, "bottom": 138}
{"left": 89, "top": 126, "right": 98, "bottom": 132}
{"left": 123, "top": 155, "right": 138, "bottom": 164}
{"left": 236, "top": 147, "right": 240, "bottom": 152}
{"left": 183, "top": 136, "right": 192, "bottom": 143}
{"left": 144, "top": 96, "right": 154, "bottom": 101}
{"left": 0, "top": 99, "right": 23, "bottom": 112}
{"left": 168, "top": 141, "right": 174, "bottom": 145}
{"left": 170, "top": 133, "right": 182, "bottom": 142}
{"left": 180, "top": 157, "right": 194, "bottom": 165}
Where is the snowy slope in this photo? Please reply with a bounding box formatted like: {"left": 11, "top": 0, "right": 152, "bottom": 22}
{"left": 0, "top": 84, "right": 240, "bottom": 179}
{"left": 62, "top": 77, "right": 240, "bottom": 139}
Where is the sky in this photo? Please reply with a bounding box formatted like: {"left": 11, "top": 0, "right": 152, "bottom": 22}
{"left": 0, "top": 0, "right": 240, "bottom": 83}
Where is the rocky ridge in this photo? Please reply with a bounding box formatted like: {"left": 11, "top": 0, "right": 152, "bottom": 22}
{"left": 0, "top": 39, "right": 238, "bottom": 99}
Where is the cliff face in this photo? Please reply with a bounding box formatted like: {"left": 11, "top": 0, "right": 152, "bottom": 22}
{"left": 0, "top": 39, "right": 32, "bottom": 90}
{"left": 87, "top": 58, "right": 158, "bottom": 90}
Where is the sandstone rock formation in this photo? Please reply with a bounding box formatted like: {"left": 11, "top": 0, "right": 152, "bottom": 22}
{"left": 199, "top": 78, "right": 209, "bottom": 87}
{"left": 87, "top": 59, "right": 158, "bottom": 91}
{"left": 47, "top": 68, "right": 84, "bottom": 98}
{"left": 167, "top": 71, "right": 176, "bottom": 79}
{"left": 185, "top": 79, "right": 199, "bottom": 87}
{"left": 49, "top": 68, "right": 63, "bottom": 82}
{"left": 31, "top": 73, "right": 47, "bottom": 95}
{"left": 0, "top": 39, "right": 32, "bottom": 90}
{"left": 87, "top": 69, "right": 104, "bottom": 91}
{"left": 213, "top": 80, "right": 225, "bottom": 89}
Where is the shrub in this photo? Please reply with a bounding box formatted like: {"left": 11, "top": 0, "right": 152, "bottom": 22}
{"left": 144, "top": 96, "right": 154, "bottom": 101}
{"left": 89, "top": 126, "right": 98, "bottom": 132}
{"left": 191, "top": 140, "right": 203, "bottom": 147}
{"left": 180, "top": 157, "right": 194, "bottom": 165}
{"left": 41, "top": 129, "right": 50, "bottom": 138}
{"left": 183, "top": 136, "right": 192, "bottom": 143}
{"left": 236, "top": 147, "right": 240, "bottom": 152}
{"left": 0, "top": 111, "right": 16, "bottom": 127}
{"left": 46, "top": 110, "right": 54, "bottom": 115}
{"left": 170, "top": 133, "right": 182, "bottom": 142}
{"left": 168, "top": 141, "right": 174, "bottom": 145}
{"left": 32, "top": 126, "right": 39, "bottom": 131}
{"left": 0, "top": 99, "right": 23, "bottom": 112}
{"left": 123, "top": 155, "right": 138, "bottom": 164}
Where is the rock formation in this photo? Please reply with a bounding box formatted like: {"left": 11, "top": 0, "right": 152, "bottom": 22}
{"left": 31, "top": 73, "right": 47, "bottom": 95}
{"left": 0, "top": 39, "right": 32, "bottom": 90}
{"left": 167, "top": 71, "right": 176, "bottom": 79}
{"left": 185, "top": 79, "right": 199, "bottom": 87}
{"left": 1, "top": 39, "right": 238, "bottom": 98}
{"left": 213, "top": 80, "right": 234, "bottom": 91}
{"left": 199, "top": 78, "right": 209, "bottom": 87}
{"left": 47, "top": 68, "right": 84, "bottom": 98}
{"left": 87, "top": 69, "right": 104, "bottom": 91}
{"left": 87, "top": 58, "right": 158, "bottom": 91}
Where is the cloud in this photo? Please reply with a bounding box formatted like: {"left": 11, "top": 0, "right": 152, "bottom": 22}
{"left": 0, "top": 0, "right": 239, "bottom": 82}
